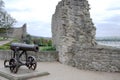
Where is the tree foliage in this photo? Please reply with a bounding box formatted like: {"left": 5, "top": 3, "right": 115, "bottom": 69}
{"left": 32, "top": 38, "right": 52, "bottom": 46}
{"left": 0, "top": 0, "right": 16, "bottom": 29}
{"left": 0, "top": 0, "right": 16, "bottom": 39}
{"left": 23, "top": 34, "right": 32, "bottom": 44}
{"left": 0, "top": 0, "right": 4, "bottom": 11}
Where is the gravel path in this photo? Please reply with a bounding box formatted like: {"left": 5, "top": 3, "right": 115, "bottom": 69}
{"left": 0, "top": 61, "right": 120, "bottom": 80}
{"left": 29, "top": 62, "right": 120, "bottom": 80}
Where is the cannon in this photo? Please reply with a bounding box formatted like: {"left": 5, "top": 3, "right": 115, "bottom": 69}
{"left": 4, "top": 43, "right": 39, "bottom": 73}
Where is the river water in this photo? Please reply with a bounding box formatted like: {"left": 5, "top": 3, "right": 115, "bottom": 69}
{"left": 97, "top": 41, "right": 120, "bottom": 48}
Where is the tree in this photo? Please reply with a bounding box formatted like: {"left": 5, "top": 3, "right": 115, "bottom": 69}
{"left": 47, "top": 40, "right": 52, "bottom": 46}
{"left": 23, "top": 34, "right": 32, "bottom": 44}
{"left": 33, "top": 38, "right": 40, "bottom": 46}
{"left": 0, "top": 12, "right": 17, "bottom": 28}
{"left": 0, "top": 0, "right": 4, "bottom": 11}
{"left": 0, "top": 0, "right": 16, "bottom": 28}
{"left": 0, "top": 0, "right": 17, "bottom": 39}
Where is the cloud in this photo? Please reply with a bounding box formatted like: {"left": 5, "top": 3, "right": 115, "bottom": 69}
{"left": 89, "top": 0, "right": 120, "bottom": 37}
{"left": 3, "top": 0, "right": 61, "bottom": 37}
{"left": 6, "top": 8, "right": 31, "bottom": 12}
{"left": 95, "top": 14, "right": 120, "bottom": 37}
{"left": 89, "top": 0, "right": 120, "bottom": 22}
{"left": 4, "top": 0, "right": 61, "bottom": 23}
{"left": 27, "top": 22, "right": 51, "bottom": 37}
{"left": 108, "top": 7, "right": 120, "bottom": 11}
{"left": 96, "top": 23, "right": 120, "bottom": 37}
{"left": 104, "top": 15, "right": 120, "bottom": 24}
{"left": 3, "top": 0, "right": 120, "bottom": 37}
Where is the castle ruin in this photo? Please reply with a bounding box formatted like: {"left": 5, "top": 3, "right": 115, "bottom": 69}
{"left": 0, "top": 24, "right": 27, "bottom": 40}
{"left": 12, "top": 23, "right": 27, "bottom": 40}
{"left": 52, "top": 0, "right": 120, "bottom": 72}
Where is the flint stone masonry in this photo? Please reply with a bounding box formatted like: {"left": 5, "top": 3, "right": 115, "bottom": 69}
{"left": 12, "top": 23, "right": 27, "bottom": 40}
{"left": 1, "top": 47, "right": 120, "bottom": 72}
{"left": 72, "top": 45, "right": 120, "bottom": 72}
{"left": 52, "top": 0, "right": 96, "bottom": 65}
{"left": 0, "top": 50, "right": 58, "bottom": 62}
{"left": 0, "top": 24, "right": 27, "bottom": 40}
{"left": 52, "top": 0, "right": 120, "bottom": 72}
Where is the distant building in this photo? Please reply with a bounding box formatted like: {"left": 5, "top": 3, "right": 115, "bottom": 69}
{"left": 0, "top": 23, "right": 27, "bottom": 40}
{"left": 12, "top": 24, "right": 27, "bottom": 40}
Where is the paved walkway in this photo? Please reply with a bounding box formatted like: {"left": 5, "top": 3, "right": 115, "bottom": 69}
{"left": 0, "top": 39, "right": 12, "bottom": 46}
{"left": 0, "top": 60, "right": 120, "bottom": 80}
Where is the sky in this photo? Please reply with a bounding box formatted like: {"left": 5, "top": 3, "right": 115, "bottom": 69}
{"left": 3, "top": 0, "right": 120, "bottom": 37}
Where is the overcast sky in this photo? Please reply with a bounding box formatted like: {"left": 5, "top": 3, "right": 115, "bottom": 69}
{"left": 3, "top": 0, "right": 120, "bottom": 37}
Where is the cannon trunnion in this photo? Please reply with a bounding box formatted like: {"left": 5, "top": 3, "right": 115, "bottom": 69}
{"left": 4, "top": 43, "right": 39, "bottom": 73}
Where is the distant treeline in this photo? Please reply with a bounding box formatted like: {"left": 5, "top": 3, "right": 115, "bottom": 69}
{"left": 96, "top": 37, "right": 120, "bottom": 41}
{"left": 23, "top": 34, "right": 52, "bottom": 46}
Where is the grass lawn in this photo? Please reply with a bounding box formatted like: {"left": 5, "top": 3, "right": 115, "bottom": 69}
{"left": 40, "top": 46, "right": 56, "bottom": 51}
{"left": 0, "top": 38, "right": 56, "bottom": 51}
{"left": 0, "top": 37, "right": 7, "bottom": 41}
{"left": 0, "top": 42, "right": 56, "bottom": 51}
{"left": 0, "top": 42, "right": 10, "bottom": 50}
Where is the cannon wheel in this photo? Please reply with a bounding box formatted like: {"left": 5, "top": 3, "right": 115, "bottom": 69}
{"left": 27, "top": 56, "right": 37, "bottom": 70}
{"left": 4, "top": 60, "right": 9, "bottom": 68}
{"left": 9, "top": 58, "right": 19, "bottom": 73}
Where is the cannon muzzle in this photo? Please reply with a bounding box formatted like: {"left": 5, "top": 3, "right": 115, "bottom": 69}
{"left": 10, "top": 43, "right": 39, "bottom": 52}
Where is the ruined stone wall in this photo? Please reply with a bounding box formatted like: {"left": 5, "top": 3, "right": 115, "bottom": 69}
{"left": 52, "top": 0, "right": 120, "bottom": 72}
{"left": 0, "top": 50, "right": 58, "bottom": 62}
{"left": 0, "top": 28, "right": 13, "bottom": 38}
{"left": 52, "top": 0, "right": 96, "bottom": 64}
{"left": 12, "top": 24, "right": 27, "bottom": 40}
{"left": 0, "top": 24, "right": 27, "bottom": 40}
{"left": 1, "top": 48, "right": 120, "bottom": 72}
{"left": 71, "top": 45, "right": 120, "bottom": 72}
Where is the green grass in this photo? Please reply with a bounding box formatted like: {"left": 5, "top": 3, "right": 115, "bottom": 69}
{"left": 0, "top": 42, "right": 10, "bottom": 50}
{"left": 0, "top": 38, "right": 19, "bottom": 50}
{"left": 40, "top": 46, "right": 56, "bottom": 51}
{"left": 0, "top": 38, "right": 56, "bottom": 51}
{"left": 0, "top": 45, "right": 56, "bottom": 51}
{"left": 0, "top": 37, "right": 7, "bottom": 41}
{"left": 0, "top": 42, "right": 56, "bottom": 51}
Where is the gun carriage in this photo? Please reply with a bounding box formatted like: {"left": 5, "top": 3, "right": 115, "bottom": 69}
{"left": 4, "top": 43, "right": 39, "bottom": 73}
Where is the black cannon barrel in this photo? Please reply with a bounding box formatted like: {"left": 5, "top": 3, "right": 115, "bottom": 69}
{"left": 10, "top": 43, "right": 39, "bottom": 52}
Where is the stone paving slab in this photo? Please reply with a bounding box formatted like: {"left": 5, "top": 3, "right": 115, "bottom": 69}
{"left": 0, "top": 67, "right": 49, "bottom": 80}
